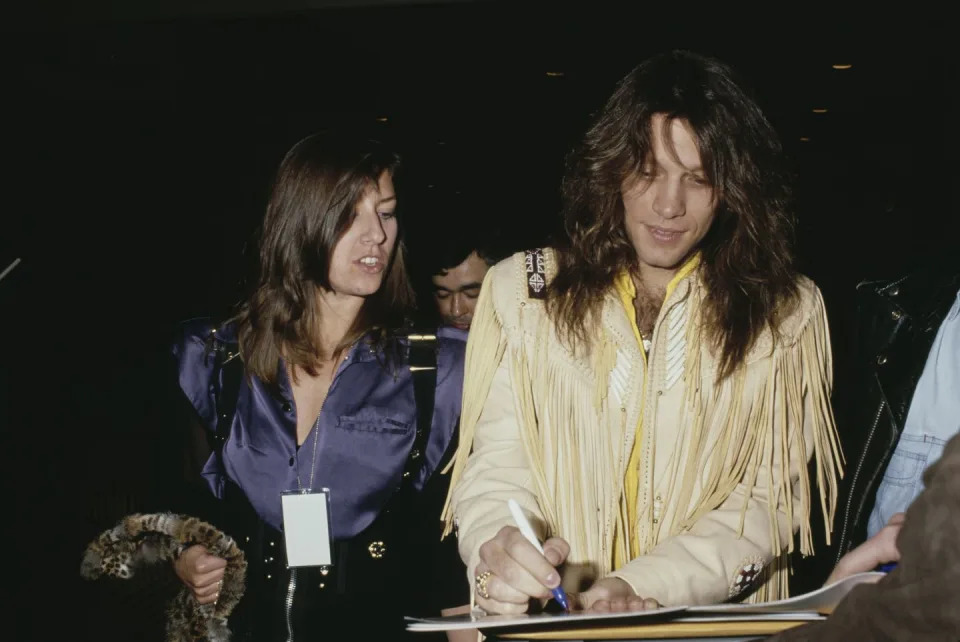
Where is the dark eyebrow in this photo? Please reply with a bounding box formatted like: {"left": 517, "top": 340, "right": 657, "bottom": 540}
{"left": 377, "top": 195, "right": 397, "bottom": 206}
{"left": 648, "top": 160, "right": 704, "bottom": 173}
{"left": 433, "top": 282, "right": 483, "bottom": 293}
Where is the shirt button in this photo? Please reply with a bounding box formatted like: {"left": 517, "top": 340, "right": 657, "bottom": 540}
{"left": 890, "top": 309, "right": 902, "bottom": 321}
{"left": 289, "top": 457, "right": 295, "bottom": 467}
{"left": 877, "top": 354, "right": 888, "bottom": 366}
{"left": 282, "top": 402, "right": 292, "bottom": 413}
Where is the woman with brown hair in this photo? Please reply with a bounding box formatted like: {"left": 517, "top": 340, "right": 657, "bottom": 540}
{"left": 171, "top": 131, "right": 468, "bottom": 639}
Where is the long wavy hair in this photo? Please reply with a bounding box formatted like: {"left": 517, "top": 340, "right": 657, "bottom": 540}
{"left": 548, "top": 50, "right": 799, "bottom": 380}
{"left": 235, "top": 132, "right": 414, "bottom": 386}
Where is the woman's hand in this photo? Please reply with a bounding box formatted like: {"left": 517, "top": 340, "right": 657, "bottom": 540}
{"left": 173, "top": 544, "right": 227, "bottom": 605}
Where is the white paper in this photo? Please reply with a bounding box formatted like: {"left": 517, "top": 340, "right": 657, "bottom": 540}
{"left": 405, "top": 606, "right": 689, "bottom": 632}
{"left": 686, "top": 572, "right": 884, "bottom": 615}
{"left": 281, "top": 491, "right": 332, "bottom": 567}
{"left": 405, "top": 572, "right": 881, "bottom": 632}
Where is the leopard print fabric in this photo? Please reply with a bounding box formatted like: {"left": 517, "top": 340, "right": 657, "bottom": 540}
{"left": 80, "top": 513, "right": 247, "bottom": 642}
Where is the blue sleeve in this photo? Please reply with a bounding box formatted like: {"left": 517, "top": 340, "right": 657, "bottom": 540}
{"left": 421, "top": 327, "right": 467, "bottom": 486}
{"left": 171, "top": 318, "right": 219, "bottom": 434}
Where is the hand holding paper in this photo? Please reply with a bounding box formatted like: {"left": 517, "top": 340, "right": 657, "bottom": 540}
{"left": 576, "top": 577, "right": 662, "bottom": 613}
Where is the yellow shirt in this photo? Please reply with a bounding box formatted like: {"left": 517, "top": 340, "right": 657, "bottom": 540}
{"left": 612, "top": 254, "right": 701, "bottom": 568}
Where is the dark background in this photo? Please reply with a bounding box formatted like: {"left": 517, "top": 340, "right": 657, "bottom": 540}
{"left": 0, "top": 1, "right": 956, "bottom": 639}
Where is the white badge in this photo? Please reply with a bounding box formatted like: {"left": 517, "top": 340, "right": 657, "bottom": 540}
{"left": 281, "top": 489, "right": 333, "bottom": 567}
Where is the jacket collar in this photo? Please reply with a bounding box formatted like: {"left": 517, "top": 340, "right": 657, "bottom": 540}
{"left": 601, "top": 262, "right": 699, "bottom": 360}
{"left": 860, "top": 260, "right": 960, "bottom": 430}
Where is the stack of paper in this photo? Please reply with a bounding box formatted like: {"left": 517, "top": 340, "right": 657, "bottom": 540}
{"left": 406, "top": 571, "right": 883, "bottom": 638}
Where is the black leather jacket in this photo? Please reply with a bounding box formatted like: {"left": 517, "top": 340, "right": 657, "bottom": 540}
{"left": 832, "top": 259, "right": 960, "bottom": 563}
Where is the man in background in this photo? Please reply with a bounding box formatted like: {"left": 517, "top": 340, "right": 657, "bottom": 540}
{"left": 430, "top": 240, "right": 500, "bottom": 331}
{"left": 410, "top": 186, "right": 507, "bottom": 332}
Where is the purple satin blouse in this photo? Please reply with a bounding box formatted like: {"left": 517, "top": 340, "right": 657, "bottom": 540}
{"left": 173, "top": 320, "right": 466, "bottom": 539}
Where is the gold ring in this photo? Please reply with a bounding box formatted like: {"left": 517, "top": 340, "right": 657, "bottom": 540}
{"left": 475, "top": 570, "right": 493, "bottom": 600}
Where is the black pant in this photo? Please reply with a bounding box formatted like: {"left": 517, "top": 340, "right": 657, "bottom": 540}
{"left": 221, "top": 484, "right": 465, "bottom": 642}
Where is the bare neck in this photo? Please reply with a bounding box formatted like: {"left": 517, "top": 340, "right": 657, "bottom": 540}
{"left": 635, "top": 264, "right": 676, "bottom": 301}
{"left": 314, "top": 288, "right": 364, "bottom": 358}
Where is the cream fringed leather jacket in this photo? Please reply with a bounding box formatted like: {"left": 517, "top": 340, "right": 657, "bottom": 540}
{"left": 442, "top": 249, "right": 843, "bottom": 607}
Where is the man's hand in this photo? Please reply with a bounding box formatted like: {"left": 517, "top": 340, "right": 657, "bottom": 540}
{"left": 473, "top": 526, "right": 570, "bottom": 614}
{"left": 574, "top": 577, "right": 661, "bottom": 612}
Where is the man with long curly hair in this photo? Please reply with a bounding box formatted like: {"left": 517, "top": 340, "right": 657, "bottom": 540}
{"left": 442, "top": 50, "right": 844, "bottom": 611}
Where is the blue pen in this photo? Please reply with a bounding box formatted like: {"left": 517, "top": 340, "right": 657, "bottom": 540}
{"left": 878, "top": 562, "right": 898, "bottom": 573}
{"left": 507, "top": 499, "right": 571, "bottom": 611}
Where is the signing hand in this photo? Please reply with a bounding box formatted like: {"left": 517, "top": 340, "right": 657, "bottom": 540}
{"left": 473, "top": 526, "right": 570, "bottom": 614}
